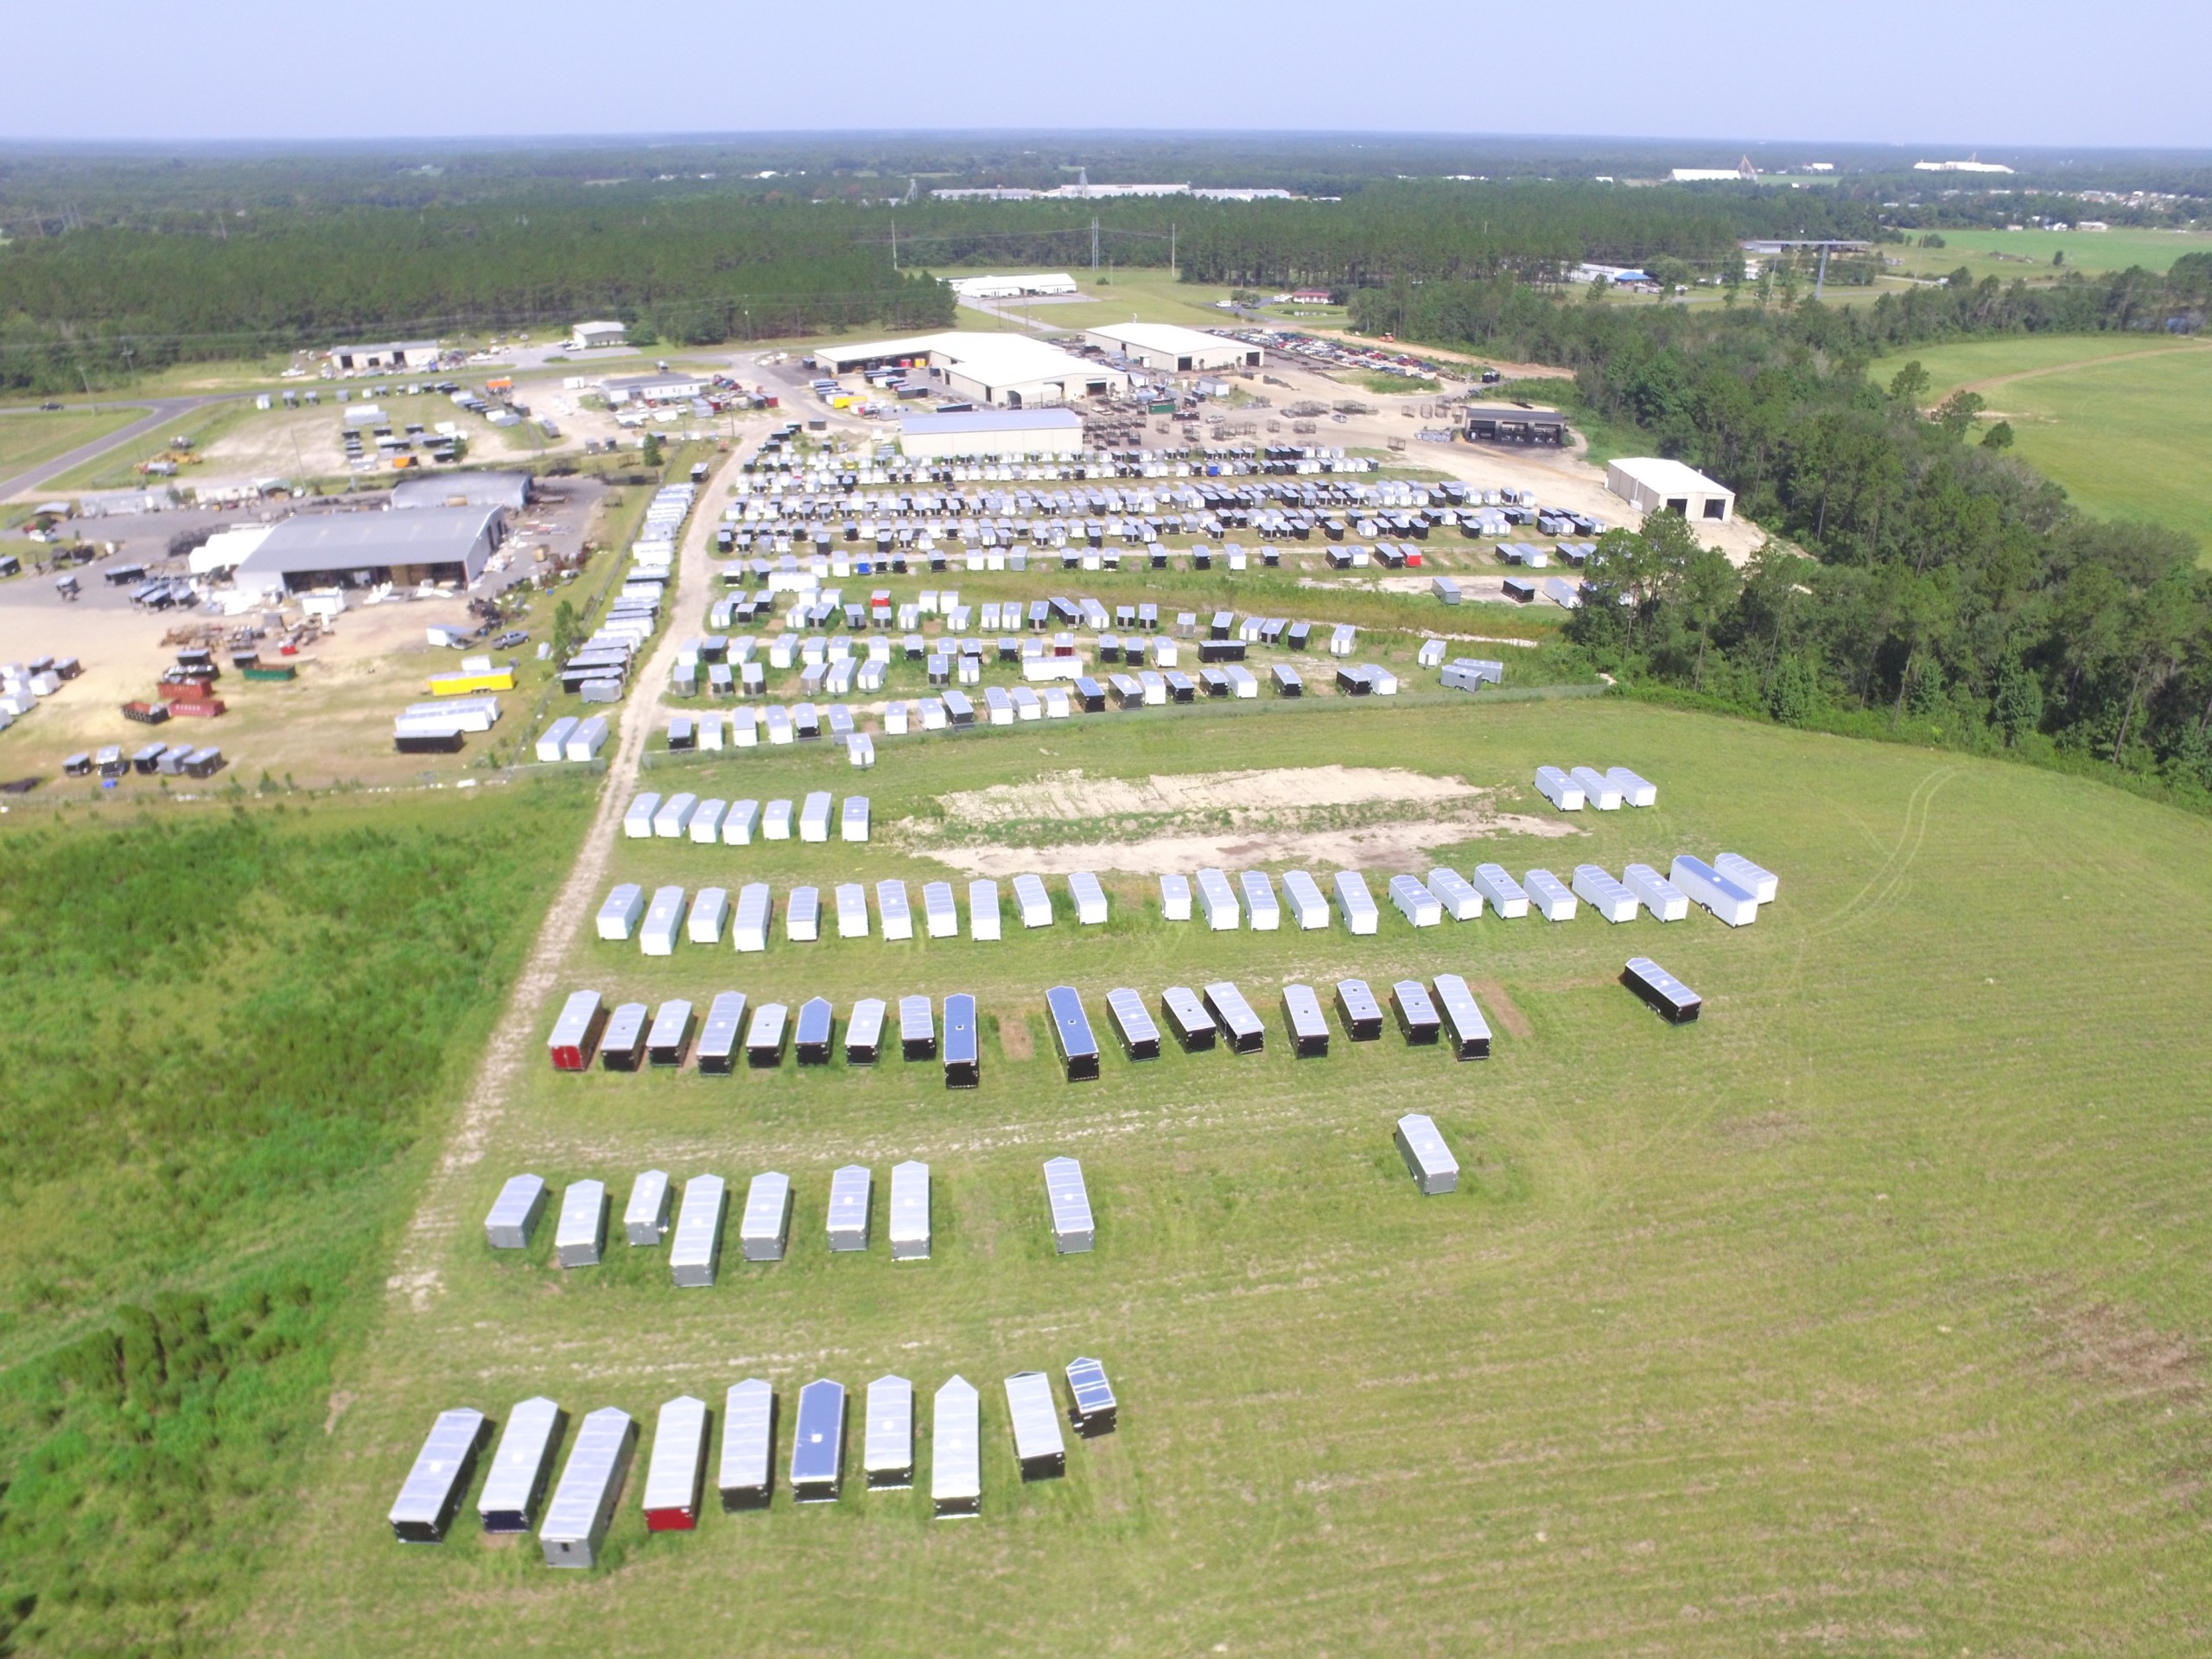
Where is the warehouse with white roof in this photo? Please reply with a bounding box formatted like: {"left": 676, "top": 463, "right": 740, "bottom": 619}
{"left": 233, "top": 505, "right": 505, "bottom": 591}
{"left": 899, "top": 407, "right": 1084, "bottom": 461}
{"left": 1606, "top": 457, "right": 1735, "bottom": 524}
{"left": 1081, "top": 322, "right": 1259, "bottom": 373}
{"left": 814, "top": 332, "right": 1128, "bottom": 407}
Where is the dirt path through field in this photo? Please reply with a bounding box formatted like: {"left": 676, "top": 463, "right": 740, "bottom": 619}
{"left": 383, "top": 457, "right": 723, "bottom": 1313}
{"left": 1956, "top": 340, "right": 2212, "bottom": 399}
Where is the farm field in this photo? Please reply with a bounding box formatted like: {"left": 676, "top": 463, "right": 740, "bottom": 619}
{"left": 246, "top": 695, "right": 2212, "bottom": 1656}
{"left": 1885, "top": 226, "right": 2212, "bottom": 283}
{"left": 0, "top": 405, "right": 149, "bottom": 479}
{"left": 1871, "top": 336, "right": 2212, "bottom": 555}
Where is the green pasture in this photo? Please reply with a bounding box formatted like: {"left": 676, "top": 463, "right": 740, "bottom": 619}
{"left": 1888, "top": 226, "right": 2212, "bottom": 282}
{"left": 0, "top": 405, "right": 149, "bottom": 480}
{"left": 1871, "top": 336, "right": 2212, "bottom": 555}
{"left": 245, "top": 696, "right": 2212, "bottom": 1656}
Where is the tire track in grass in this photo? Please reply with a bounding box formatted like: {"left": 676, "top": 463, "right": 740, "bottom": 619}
{"left": 385, "top": 450, "right": 731, "bottom": 1313}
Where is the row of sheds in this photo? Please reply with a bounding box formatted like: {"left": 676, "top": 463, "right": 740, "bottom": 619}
{"left": 1043, "top": 975, "right": 1496, "bottom": 1077}
{"left": 486, "top": 1155, "right": 1102, "bottom": 1276}
{"left": 1533, "top": 765, "right": 1658, "bottom": 811}
{"left": 389, "top": 1360, "right": 1118, "bottom": 1560}
{"left": 550, "top": 989, "right": 982, "bottom": 1084}
{"left": 622, "top": 790, "right": 868, "bottom": 844}
{"left": 595, "top": 872, "right": 1102, "bottom": 953}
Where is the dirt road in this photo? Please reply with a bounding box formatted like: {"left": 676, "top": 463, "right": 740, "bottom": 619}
{"left": 382, "top": 452, "right": 726, "bottom": 1312}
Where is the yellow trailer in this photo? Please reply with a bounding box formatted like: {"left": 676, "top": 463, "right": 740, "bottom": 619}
{"left": 428, "top": 669, "right": 516, "bottom": 696}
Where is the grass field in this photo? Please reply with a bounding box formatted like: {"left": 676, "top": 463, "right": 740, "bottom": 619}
{"left": 238, "top": 696, "right": 2212, "bottom": 1655}
{"left": 0, "top": 782, "right": 598, "bottom": 1656}
{"left": 44, "top": 402, "right": 257, "bottom": 492}
{"left": 0, "top": 406, "right": 149, "bottom": 480}
{"left": 1886, "top": 226, "right": 2212, "bottom": 284}
{"left": 1870, "top": 336, "right": 2212, "bottom": 555}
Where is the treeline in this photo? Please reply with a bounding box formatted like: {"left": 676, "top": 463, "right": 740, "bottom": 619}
{"left": 0, "top": 195, "right": 953, "bottom": 391}
{"left": 1351, "top": 262, "right": 2212, "bottom": 790}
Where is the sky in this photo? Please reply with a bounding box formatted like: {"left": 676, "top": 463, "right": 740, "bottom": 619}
{"left": 7, "top": 0, "right": 2209, "bottom": 148}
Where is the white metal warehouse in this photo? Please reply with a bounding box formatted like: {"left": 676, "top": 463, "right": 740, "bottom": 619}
{"left": 899, "top": 407, "right": 1084, "bottom": 461}
{"left": 1605, "top": 457, "right": 1735, "bottom": 524}
{"left": 1081, "top": 321, "right": 1259, "bottom": 373}
{"left": 814, "top": 332, "right": 1128, "bottom": 408}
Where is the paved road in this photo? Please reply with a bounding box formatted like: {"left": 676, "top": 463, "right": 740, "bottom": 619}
{"left": 0, "top": 396, "right": 227, "bottom": 503}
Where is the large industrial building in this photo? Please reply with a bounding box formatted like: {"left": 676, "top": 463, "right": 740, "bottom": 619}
{"left": 814, "top": 333, "right": 1128, "bottom": 408}
{"left": 602, "top": 369, "right": 706, "bottom": 404}
{"left": 391, "top": 471, "right": 532, "bottom": 512}
{"left": 1080, "top": 322, "right": 1259, "bottom": 373}
{"left": 569, "top": 320, "right": 628, "bottom": 349}
{"left": 327, "top": 340, "right": 441, "bottom": 373}
{"left": 232, "top": 505, "right": 505, "bottom": 593}
{"left": 1606, "top": 457, "right": 1735, "bottom": 524}
{"left": 899, "top": 408, "right": 1084, "bottom": 461}
{"left": 946, "top": 273, "right": 1079, "bottom": 300}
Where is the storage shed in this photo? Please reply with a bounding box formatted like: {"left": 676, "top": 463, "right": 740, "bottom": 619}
{"left": 625, "top": 1170, "right": 672, "bottom": 1246}
{"left": 479, "top": 1396, "right": 563, "bottom": 1534}
{"left": 889, "top": 1161, "right": 931, "bottom": 1262}
{"left": 1167, "top": 986, "right": 1221, "bottom": 1052}
{"left": 1334, "top": 870, "right": 1380, "bottom": 936}
{"left": 1239, "top": 869, "right": 1281, "bottom": 931}
{"left": 1395, "top": 1113, "right": 1460, "bottom": 1195}
{"left": 1044, "top": 1155, "right": 1094, "bottom": 1253}
{"left": 865, "top": 1376, "right": 915, "bottom": 1489}
{"left": 1623, "top": 863, "right": 1688, "bottom": 922}
{"left": 795, "top": 997, "right": 836, "bottom": 1065}
{"left": 1068, "top": 871, "right": 1109, "bottom": 925}
{"left": 787, "top": 886, "right": 821, "bottom": 942}
{"left": 688, "top": 887, "right": 730, "bottom": 945}
{"left": 799, "top": 791, "right": 833, "bottom": 843}
{"left": 944, "top": 993, "right": 981, "bottom": 1089}
{"left": 1013, "top": 874, "right": 1054, "bottom": 929}
{"left": 537, "top": 716, "right": 578, "bottom": 763}
{"left": 790, "top": 1380, "right": 847, "bottom": 1502}
{"left": 1534, "top": 766, "right": 1585, "bottom": 811}
{"left": 1607, "top": 766, "right": 1658, "bottom": 808}
{"left": 878, "top": 879, "right": 914, "bottom": 941}
{"left": 719, "top": 1379, "right": 777, "bottom": 1509}
{"left": 1047, "top": 985, "right": 1102, "bottom": 1081}
{"left": 639, "top": 886, "right": 685, "bottom": 956}
{"left": 932, "top": 1376, "right": 982, "bottom": 1517}
{"left": 642, "top": 1395, "right": 710, "bottom": 1532}
{"left": 841, "top": 796, "right": 872, "bottom": 842}
{"left": 1524, "top": 868, "right": 1578, "bottom": 922}
{"left": 1392, "top": 980, "right": 1441, "bottom": 1045}
{"left": 1204, "top": 981, "right": 1265, "bottom": 1053}
{"left": 1106, "top": 988, "right": 1160, "bottom": 1059}
{"left": 827, "top": 1165, "right": 873, "bottom": 1251}
{"left": 1005, "top": 1372, "right": 1067, "bottom": 1480}
{"left": 1572, "top": 864, "right": 1640, "bottom": 924}
{"left": 1282, "top": 983, "right": 1330, "bottom": 1058}
{"left": 556, "top": 1180, "right": 608, "bottom": 1268}
{"left": 740, "top": 1172, "right": 792, "bottom": 1262}
{"left": 1066, "top": 1357, "right": 1118, "bottom": 1436}
{"left": 486, "top": 1174, "right": 548, "bottom": 1249}
{"left": 923, "top": 881, "right": 959, "bottom": 938}
{"left": 764, "top": 798, "right": 794, "bottom": 840}
{"left": 541, "top": 1408, "right": 637, "bottom": 1568}
{"left": 646, "top": 999, "right": 695, "bottom": 1066}
{"left": 1623, "top": 956, "right": 1702, "bottom": 1022}
{"left": 1281, "top": 869, "right": 1330, "bottom": 930}
{"left": 697, "top": 992, "right": 748, "bottom": 1072}
{"left": 670, "top": 1175, "right": 727, "bottom": 1287}
{"left": 1196, "top": 868, "right": 1241, "bottom": 931}
{"left": 969, "top": 880, "right": 1002, "bottom": 941}
{"left": 1569, "top": 766, "right": 1624, "bottom": 810}
{"left": 836, "top": 882, "right": 871, "bottom": 940}
{"left": 596, "top": 884, "right": 645, "bottom": 942}
{"left": 652, "top": 792, "right": 698, "bottom": 838}
{"left": 723, "top": 799, "right": 762, "bottom": 844}
{"left": 1427, "top": 868, "right": 1483, "bottom": 922}
{"left": 1433, "top": 974, "right": 1492, "bottom": 1059}
{"left": 1471, "top": 863, "right": 1529, "bottom": 918}
{"left": 1335, "top": 978, "right": 1384, "bottom": 1042}
{"left": 734, "top": 883, "right": 772, "bottom": 953}
{"left": 1159, "top": 872, "right": 1193, "bottom": 921}
{"left": 691, "top": 800, "right": 728, "bottom": 844}
{"left": 844, "top": 997, "right": 886, "bottom": 1065}
{"left": 389, "top": 1408, "right": 489, "bottom": 1543}
{"left": 600, "top": 1002, "right": 648, "bottom": 1070}
{"left": 565, "top": 716, "right": 610, "bottom": 762}
{"left": 1389, "top": 874, "right": 1442, "bottom": 928}
{"left": 549, "top": 989, "right": 608, "bottom": 1071}
{"left": 1669, "top": 855, "right": 1758, "bottom": 927}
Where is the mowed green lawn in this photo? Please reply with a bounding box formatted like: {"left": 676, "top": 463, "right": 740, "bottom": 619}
{"left": 250, "top": 698, "right": 2212, "bottom": 1655}
{"left": 0, "top": 404, "right": 147, "bottom": 478}
{"left": 1872, "top": 336, "right": 2212, "bottom": 556}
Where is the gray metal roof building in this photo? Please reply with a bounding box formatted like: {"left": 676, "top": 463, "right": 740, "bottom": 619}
{"left": 234, "top": 506, "right": 505, "bottom": 592}
{"left": 391, "top": 471, "right": 531, "bottom": 512}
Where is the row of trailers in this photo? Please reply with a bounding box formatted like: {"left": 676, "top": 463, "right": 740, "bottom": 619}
{"left": 485, "top": 1154, "right": 1101, "bottom": 1278}
{"left": 389, "top": 1361, "right": 1119, "bottom": 1560}
{"left": 550, "top": 989, "right": 982, "bottom": 1086}
{"left": 64, "top": 741, "right": 223, "bottom": 779}
{"left": 621, "top": 789, "right": 868, "bottom": 844}
{"left": 594, "top": 872, "right": 1101, "bottom": 954}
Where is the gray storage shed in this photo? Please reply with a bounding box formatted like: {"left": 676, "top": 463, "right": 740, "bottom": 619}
{"left": 790, "top": 1380, "right": 847, "bottom": 1503}
{"left": 486, "top": 1174, "right": 548, "bottom": 1250}
{"left": 719, "top": 1379, "right": 777, "bottom": 1509}
{"left": 478, "top": 1396, "right": 564, "bottom": 1533}
{"left": 1004, "top": 1371, "right": 1066, "bottom": 1480}
{"left": 555, "top": 1179, "right": 607, "bottom": 1268}
{"left": 541, "top": 1407, "right": 637, "bottom": 1567}
{"left": 827, "top": 1165, "right": 873, "bottom": 1251}
{"left": 389, "top": 1408, "right": 490, "bottom": 1543}
{"left": 625, "top": 1169, "right": 673, "bottom": 1246}
{"left": 670, "top": 1175, "right": 728, "bottom": 1287}
{"left": 1395, "top": 1113, "right": 1459, "bottom": 1195}
{"left": 1044, "top": 1155, "right": 1095, "bottom": 1254}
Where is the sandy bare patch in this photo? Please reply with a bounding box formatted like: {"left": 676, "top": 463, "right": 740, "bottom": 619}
{"left": 922, "top": 809, "right": 1574, "bottom": 878}
{"left": 1464, "top": 977, "right": 1532, "bottom": 1039}
{"left": 997, "top": 1014, "right": 1034, "bottom": 1061}
{"left": 934, "top": 764, "right": 1479, "bottom": 828}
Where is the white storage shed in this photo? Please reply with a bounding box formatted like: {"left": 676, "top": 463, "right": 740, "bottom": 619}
{"left": 888, "top": 1161, "right": 931, "bottom": 1262}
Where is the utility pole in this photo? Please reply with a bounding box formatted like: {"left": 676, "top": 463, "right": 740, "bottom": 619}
{"left": 1815, "top": 243, "right": 1831, "bottom": 302}
{"left": 1170, "top": 221, "right": 1176, "bottom": 278}
{"left": 891, "top": 217, "right": 897, "bottom": 270}
{"left": 1091, "top": 217, "right": 1100, "bottom": 281}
